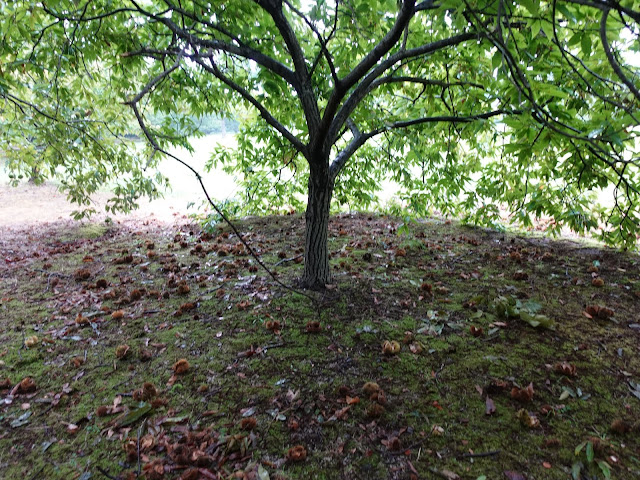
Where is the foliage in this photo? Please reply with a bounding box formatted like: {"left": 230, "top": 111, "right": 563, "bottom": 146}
{"left": 1, "top": 1, "right": 640, "bottom": 268}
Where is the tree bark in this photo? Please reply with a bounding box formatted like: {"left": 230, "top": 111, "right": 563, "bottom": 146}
{"left": 301, "top": 162, "right": 333, "bottom": 289}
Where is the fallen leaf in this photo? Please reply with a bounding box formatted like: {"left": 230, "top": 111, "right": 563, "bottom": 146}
{"left": 516, "top": 409, "right": 540, "bottom": 428}
{"left": 438, "top": 469, "right": 460, "bottom": 480}
{"left": 118, "top": 402, "right": 153, "bottom": 427}
{"left": 485, "top": 396, "right": 496, "bottom": 415}
{"left": 504, "top": 472, "right": 526, "bottom": 480}
{"left": 257, "top": 465, "right": 270, "bottom": 480}
{"left": 553, "top": 361, "right": 577, "bottom": 376}
{"left": 511, "top": 382, "right": 534, "bottom": 402}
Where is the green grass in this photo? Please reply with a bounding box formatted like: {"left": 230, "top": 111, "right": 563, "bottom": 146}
{"left": 0, "top": 214, "right": 639, "bottom": 479}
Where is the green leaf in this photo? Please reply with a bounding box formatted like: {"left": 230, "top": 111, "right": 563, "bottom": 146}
{"left": 571, "top": 461, "right": 582, "bottom": 480}
{"left": 596, "top": 460, "right": 611, "bottom": 479}
{"left": 540, "top": 20, "right": 554, "bottom": 40}
{"left": 118, "top": 402, "right": 153, "bottom": 427}
{"left": 586, "top": 441, "right": 594, "bottom": 463}
{"left": 520, "top": 0, "right": 538, "bottom": 15}
{"left": 520, "top": 311, "right": 555, "bottom": 329}
{"left": 521, "top": 300, "right": 543, "bottom": 314}
{"left": 258, "top": 465, "right": 270, "bottom": 480}
{"left": 581, "top": 34, "right": 592, "bottom": 56}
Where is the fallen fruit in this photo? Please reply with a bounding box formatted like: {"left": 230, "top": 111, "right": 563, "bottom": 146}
{"left": 382, "top": 340, "right": 401, "bottom": 355}
{"left": 286, "top": 445, "right": 307, "bottom": 462}
{"left": 173, "top": 358, "right": 190, "bottom": 374}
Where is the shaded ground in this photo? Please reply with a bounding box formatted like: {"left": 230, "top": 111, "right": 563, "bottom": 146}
{"left": 0, "top": 212, "right": 639, "bottom": 480}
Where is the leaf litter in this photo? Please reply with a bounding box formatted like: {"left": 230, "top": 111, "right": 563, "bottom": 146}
{"left": 0, "top": 214, "right": 639, "bottom": 479}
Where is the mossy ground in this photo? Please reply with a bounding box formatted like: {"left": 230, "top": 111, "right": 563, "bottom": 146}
{"left": 0, "top": 214, "right": 639, "bottom": 480}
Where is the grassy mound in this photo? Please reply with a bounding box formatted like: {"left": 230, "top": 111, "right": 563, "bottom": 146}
{"left": 0, "top": 214, "right": 639, "bottom": 479}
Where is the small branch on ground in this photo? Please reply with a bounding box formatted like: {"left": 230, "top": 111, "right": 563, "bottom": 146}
{"left": 274, "top": 254, "right": 303, "bottom": 267}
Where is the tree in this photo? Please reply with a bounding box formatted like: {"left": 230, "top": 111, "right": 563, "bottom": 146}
{"left": 1, "top": 1, "right": 639, "bottom": 288}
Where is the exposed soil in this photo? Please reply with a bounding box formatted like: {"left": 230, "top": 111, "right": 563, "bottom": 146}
{"left": 0, "top": 181, "right": 189, "bottom": 228}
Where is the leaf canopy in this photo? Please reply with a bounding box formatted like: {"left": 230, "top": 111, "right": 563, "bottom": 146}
{"left": 1, "top": 1, "right": 639, "bottom": 245}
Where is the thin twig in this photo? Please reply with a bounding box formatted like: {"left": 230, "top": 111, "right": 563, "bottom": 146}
{"left": 126, "top": 99, "right": 318, "bottom": 305}
{"left": 137, "top": 418, "right": 147, "bottom": 477}
{"left": 27, "top": 465, "right": 45, "bottom": 480}
{"left": 459, "top": 449, "right": 501, "bottom": 458}
{"left": 96, "top": 466, "right": 118, "bottom": 480}
{"left": 274, "top": 254, "right": 303, "bottom": 267}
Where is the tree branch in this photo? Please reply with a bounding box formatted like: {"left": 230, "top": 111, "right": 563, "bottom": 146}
{"left": 599, "top": 8, "right": 640, "bottom": 103}
{"left": 316, "top": 0, "right": 419, "bottom": 150}
{"left": 283, "top": 0, "right": 339, "bottom": 85}
{"left": 329, "top": 109, "right": 513, "bottom": 180}
{"left": 563, "top": 0, "right": 640, "bottom": 23}
{"left": 161, "top": 0, "right": 246, "bottom": 46}
{"left": 415, "top": 0, "right": 440, "bottom": 11}
{"left": 550, "top": 0, "right": 638, "bottom": 122}
{"left": 193, "top": 55, "right": 306, "bottom": 153}
{"left": 42, "top": 4, "right": 139, "bottom": 22}
{"left": 327, "top": 31, "right": 480, "bottom": 145}
{"left": 126, "top": 100, "right": 317, "bottom": 303}
{"left": 127, "top": 3, "right": 299, "bottom": 88}
{"left": 371, "top": 75, "right": 485, "bottom": 91}
{"left": 256, "top": 0, "right": 321, "bottom": 136}
{"left": 339, "top": 0, "right": 417, "bottom": 92}
{"left": 124, "top": 51, "right": 184, "bottom": 106}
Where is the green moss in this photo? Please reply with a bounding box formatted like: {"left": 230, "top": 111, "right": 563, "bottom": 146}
{"left": 1, "top": 215, "right": 640, "bottom": 479}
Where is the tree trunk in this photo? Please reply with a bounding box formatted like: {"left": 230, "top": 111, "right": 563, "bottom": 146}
{"left": 301, "top": 162, "right": 333, "bottom": 289}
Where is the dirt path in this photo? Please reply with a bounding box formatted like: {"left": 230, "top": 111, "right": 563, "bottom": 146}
{"left": 0, "top": 181, "right": 190, "bottom": 229}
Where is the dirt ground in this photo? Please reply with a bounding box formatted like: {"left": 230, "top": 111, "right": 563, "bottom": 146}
{"left": 0, "top": 181, "right": 189, "bottom": 229}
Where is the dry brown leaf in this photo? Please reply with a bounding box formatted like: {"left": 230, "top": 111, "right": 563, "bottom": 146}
{"left": 553, "top": 361, "right": 577, "bottom": 376}
{"left": 511, "top": 382, "right": 534, "bottom": 403}
{"left": 306, "top": 321, "right": 321, "bottom": 333}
